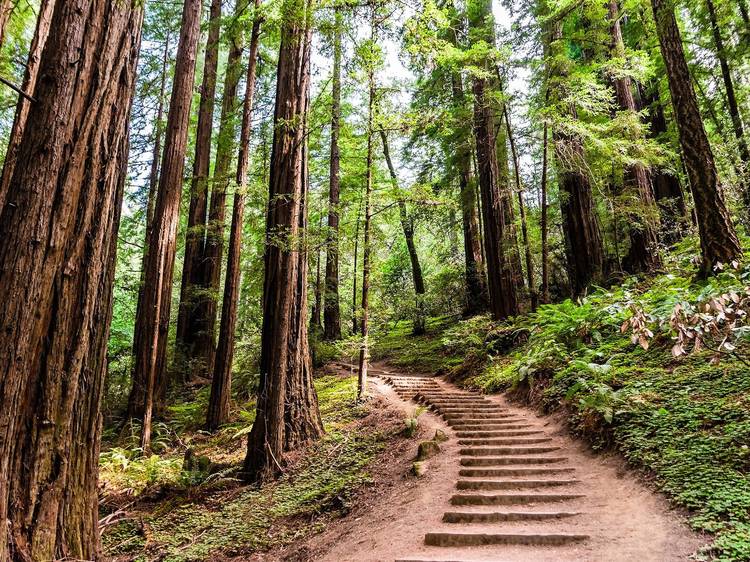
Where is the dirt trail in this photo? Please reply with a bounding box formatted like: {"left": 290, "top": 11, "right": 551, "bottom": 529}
{"left": 317, "top": 365, "right": 704, "bottom": 562}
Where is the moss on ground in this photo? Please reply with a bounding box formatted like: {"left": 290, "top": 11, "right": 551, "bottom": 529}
{"left": 374, "top": 242, "right": 750, "bottom": 560}
{"left": 101, "top": 375, "right": 397, "bottom": 561}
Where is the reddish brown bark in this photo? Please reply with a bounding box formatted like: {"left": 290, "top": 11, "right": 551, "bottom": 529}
{"left": 207, "top": 0, "right": 263, "bottom": 431}
{"left": 176, "top": 0, "right": 221, "bottom": 362}
{"left": 323, "top": 5, "right": 343, "bottom": 341}
{"left": 243, "top": 0, "right": 323, "bottom": 481}
{"left": 129, "top": 0, "right": 203, "bottom": 448}
{"left": 0, "top": 0, "right": 53, "bottom": 213}
{"left": 609, "top": 0, "right": 662, "bottom": 273}
{"left": 540, "top": 122, "right": 550, "bottom": 303}
{"left": 651, "top": 0, "right": 741, "bottom": 272}
{"left": 0, "top": 0, "right": 12, "bottom": 49}
{"left": 0, "top": 1, "right": 143, "bottom": 559}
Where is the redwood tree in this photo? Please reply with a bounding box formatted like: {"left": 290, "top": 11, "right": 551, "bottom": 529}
{"left": 323, "top": 4, "right": 343, "bottom": 341}
{"left": 651, "top": 0, "right": 741, "bottom": 272}
{"left": 243, "top": 0, "right": 323, "bottom": 481}
{"left": 0, "top": 1, "right": 143, "bottom": 558}
{"left": 208, "top": 0, "right": 263, "bottom": 431}
{"left": 129, "top": 0, "right": 203, "bottom": 447}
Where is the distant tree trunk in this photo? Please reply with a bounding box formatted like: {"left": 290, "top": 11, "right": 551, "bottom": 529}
{"left": 638, "top": 83, "right": 688, "bottom": 243}
{"left": 0, "top": 0, "right": 53, "bottom": 213}
{"left": 0, "top": 2, "right": 143, "bottom": 559}
{"left": 323, "top": 5, "right": 343, "bottom": 341}
{"left": 738, "top": 0, "right": 750, "bottom": 40}
{"left": 608, "top": 0, "right": 662, "bottom": 273}
{"left": 312, "top": 212, "right": 324, "bottom": 331}
{"left": 540, "top": 121, "right": 550, "bottom": 304}
{"left": 358, "top": 49, "right": 375, "bottom": 400}
{"left": 504, "top": 106, "right": 537, "bottom": 310}
{"left": 0, "top": 0, "right": 12, "bottom": 49}
{"left": 195, "top": 3, "right": 247, "bottom": 378}
{"left": 207, "top": 0, "right": 263, "bottom": 432}
{"left": 243, "top": 0, "right": 323, "bottom": 481}
{"left": 469, "top": 0, "right": 518, "bottom": 320}
{"left": 352, "top": 197, "right": 361, "bottom": 335}
{"left": 129, "top": 0, "right": 203, "bottom": 449}
{"left": 176, "top": 0, "right": 221, "bottom": 363}
{"left": 547, "top": 21, "right": 605, "bottom": 296}
{"left": 651, "top": 0, "right": 742, "bottom": 272}
{"left": 380, "top": 130, "right": 426, "bottom": 334}
{"left": 705, "top": 0, "right": 750, "bottom": 217}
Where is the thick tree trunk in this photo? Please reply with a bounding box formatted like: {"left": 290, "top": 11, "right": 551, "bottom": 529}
{"left": 651, "top": 0, "right": 741, "bottom": 272}
{"left": 194, "top": 2, "right": 247, "bottom": 378}
{"left": 358, "top": 55, "right": 375, "bottom": 400}
{"left": 705, "top": 0, "right": 750, "bottom": 218}
{"left": 323, "top": 5, "right": 343, "bottom": 341}
{"left": 243, "top": 0, "right": 323, "bottom": 481}
{"left": 207, "top": 0, "right": 263, "bottom": 432}
{"left": 468, "top": 0, "right": 519, "bottom": 320}
{"left": 505, "top": 106, "right": 538, "bottom": 310}
{"left": 0, "top": 1, "right": 143, "bottom": 559}
{"left": 380, "top": 130, "right": 426, "bottom": 334}
{"left": 608, "top": 0, "right": 662, "bottom": 273}
{"left": 0, "top": 0, "right": 53, "bottom": 213}
{"left": 176, "top": 0, "right": 221, "bottom": 362}
{"left": 129, "top": 0, "right": 202, "bottom": 448}
{"left": 540, "top": 122, "right": 550, "bottom": 304}
{"left": 547, "top": 22, "right": 605, "bottom": 296}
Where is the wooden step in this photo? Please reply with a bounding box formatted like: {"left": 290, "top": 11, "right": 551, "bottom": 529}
{"left": 450, "top": 493, "right": 586, "bottom": 506}
{"left": 443, "top": 412, "right": 516, "bottom": 420}
{"left": 456, "top": 479, "right": 580, "bottom": 491}
{"left": 459, "top": 467, "right": 576, "bottom": 477}
{"left": 460, "top": 446, "right": 561, "bottom": 456}
{"left": 454, "top": 430, "right": 544, "bottom": 438}
{"left": 424, "top": 531, "right": 589, "bottom": 546}
{"left": 458, "top": 437, "right": 553, "bottom": 446}
{"left": 460, "top": 456, "right": 568, "bottom": 466}
{"left": 442, "top": 510, "right": 580, "bottom": 523}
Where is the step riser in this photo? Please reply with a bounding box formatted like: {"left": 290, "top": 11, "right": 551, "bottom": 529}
{"left": 459, "top": 467, "right": 576, "bottom": 477}
{"left": 442, "top": 511, "right": 581, "bottom": 523}
{"left": 424, "top": 533, "right": 589, "bottom": 547}
{"left": 456, "top": 479, "right": 580, "bottom": 490}
{"left": 451, "top": 425, "right": 535, "bottom": 432}
{"left": 448, "top": 420, "right": 527, "bottom": 427}
{"left": 458, "top": 438, "right": 552, "bottom": 446}
{"left": 460, "top": 447, "right": 560, "bottom": 456}
{"left": 455, "top": 431, "right": 543, "bottom": 438}
{"left": 443, "top": 413, "right": 515, "bottom": 420}
{"left": 450, "top": 494, "right": 586, "bottom": 506}
{"left": 461, "top": 457, "right": 568, "bottom": 466}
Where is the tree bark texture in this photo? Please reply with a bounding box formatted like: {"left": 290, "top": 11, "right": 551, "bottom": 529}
{"left": 540, "top": 122, "right": 551, "bottom": 304}
{"left": 243, "top": 0, "right": 323, "bottom": 481}
{"left": 129, "top": 0, "right": 203, "bottom": 446}
{"left": 0, "top": 1, "right": 143, "bottom": 559}
{"left": 207, "top": 0, "right": 263, "bottom": 432}
{"left": 323, "top": 5, "right": 343, "bottom": 341}
{"left": 176, "top": 0, "right": 222, "bottom": 360}
{"left": 0, "top": 0, "right": 53, "bottom": 213}
{"left": 651, "top": 0, "right": 741, "bottom": 272}
{"left": 608, "top": 0, "right": 662, "bottom": 273}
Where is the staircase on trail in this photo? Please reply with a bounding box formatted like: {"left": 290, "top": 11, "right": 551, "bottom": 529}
{"left": 381, "top": 373, "right": 590, "bottom": 562}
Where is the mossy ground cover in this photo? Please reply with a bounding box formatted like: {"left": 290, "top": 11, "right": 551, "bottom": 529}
{"left": 101, "top": 375, "right": 400, "bottom": 561}
{"left": 375, "top": 240, "right": 750, "bottom": 560}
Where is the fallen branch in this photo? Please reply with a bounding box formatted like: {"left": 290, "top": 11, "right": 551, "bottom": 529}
{"left": 0, "top": 76, "right": 36, "bottom": 103}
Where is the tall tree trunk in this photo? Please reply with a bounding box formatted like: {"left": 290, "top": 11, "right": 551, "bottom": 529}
{"left": 547, "top": 21, "right": 605, "bottom": 296}
{"left": 380, "top": 130, "right": 426, "bottom": 334}
{"left": 504, "top": 106, "right": 538, "bottom": 310}
{"left": 540, "top": 122, "right": 550, "bottom": 304}
{"left": 468, "top": 0, "right": 519, "bottom": 320}
{"left": 705, "top": 0, "right": 750, "bottom": 218}
{"left": 0, "top": 0, "right": 12, "bottom": 49}
{"left": 0, "top": 1, "right": 143, "bottom": 559}
{"left": 323, "top": 5, "right": 343, "bottom": 341}
{"left": 358, "top": 39, "right": 375, "bottom": 400}
{"left": 194, "top": 1, "right": 247, "bottom": 378}
{"left": 352, "top": 197, "right": 361, "bottom": 335}
{"left": 129, "top": 0, "right": 203, "bottom": 449}
{"left": 176, "top": 0, "right": 221, "bottom": 362}
{"left": 312, "top": 212, "right": 324, "bottom": 331}
{"left": 207, "top": 0, "right": 263, "bottom": 432}
{"left": 651, "top": 0, "right": 741, "bottom": 272}
{"left": 738, "top": 0, "right": 750, "bottom": 40}
{"left": 608, "top": 0, "right": 662, "bottom": 273}
{"left": 0, "top": 0, "right": 53, "bottom": 213}
{"left": 243, "top": 0, "right": 323, "bottom": 481}
{"left": 496, "top": 110, "right": 524, "bottom": 292}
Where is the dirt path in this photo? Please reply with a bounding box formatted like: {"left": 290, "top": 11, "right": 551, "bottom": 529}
{"left": 316, "top": 366, "right": 704, "bottom": 562}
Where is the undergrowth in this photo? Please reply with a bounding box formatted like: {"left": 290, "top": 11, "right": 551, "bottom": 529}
{"left": 378, "top": 237, "right": 750, "bottom": 560}
{"left": 101, "top": 375, "right": 398, "bottom": 561}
